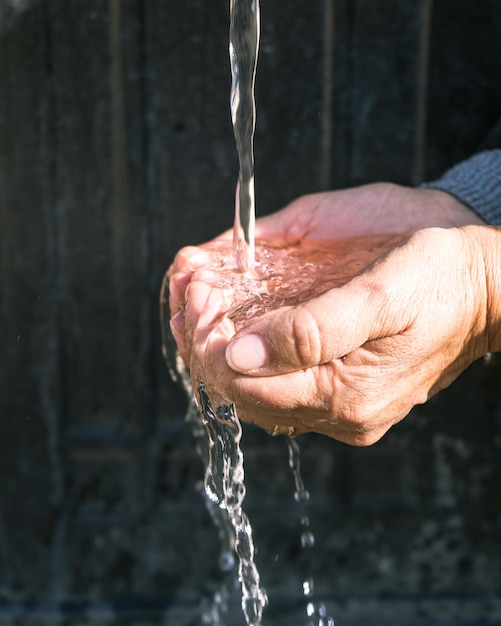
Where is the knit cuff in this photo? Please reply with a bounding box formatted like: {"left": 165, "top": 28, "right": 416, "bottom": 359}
{"left": 421, "top": 150, "right": 501, "bottom": 225}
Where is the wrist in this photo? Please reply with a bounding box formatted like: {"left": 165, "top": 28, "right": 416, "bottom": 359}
{"left": 418, "top": 188, "right": 487, "bottom": 228}
{"left": 481, "top": 226, "right": 501, "bottom": 353}
{"left": 463, "top": 225, "right": 501, "bottom": 354}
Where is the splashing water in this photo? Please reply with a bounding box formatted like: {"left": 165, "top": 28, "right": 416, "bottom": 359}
{"left": 161, "top": 236, "right": 404, "bottom": 624}
{"left": 160, "top": 332, "right": 263, "bottom": 625}
{"left": 161, "top": 0, "right": 408, "bottom": 622}
{"left": 197, "top": 383, "right": 268, "bottom": 625}
{"left": 194, "top": 2, "right": 269, "bottom": 624}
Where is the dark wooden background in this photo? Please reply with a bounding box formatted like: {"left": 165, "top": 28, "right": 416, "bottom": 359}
{"left": 1, "top": 1, "right": 501, "bottom": 624}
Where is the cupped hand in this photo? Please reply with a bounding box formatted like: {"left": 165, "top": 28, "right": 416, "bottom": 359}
{"left": 167, "top": 184, "right": 485, "bottom": 348}
{"left": 166, "top": 184, "right": 491, "bottom": 445}
{"left": 252, "top": 183, "right": 484, "bottom": 241}
{"left": 221, "top": 225, "right": 493, "bottom": 444}
{"left": 204, "top": 226, "right": 491, "bottom": 445}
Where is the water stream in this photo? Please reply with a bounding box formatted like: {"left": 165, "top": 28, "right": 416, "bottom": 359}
{"left": 161, "top": 236, "right": 402, "bottom": 624}
{"left": 161, "top": 1, "right": 405, "bottom": 624}
{"left": 230, "top": 0, "right": 259, "bottom": 273}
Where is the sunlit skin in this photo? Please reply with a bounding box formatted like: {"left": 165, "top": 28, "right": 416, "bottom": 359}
{"left": 168, "top": 183, "right": 501, "bottom": 446}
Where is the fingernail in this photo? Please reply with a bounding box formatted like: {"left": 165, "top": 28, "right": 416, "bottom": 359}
{"left": 171, "top": 273, "right": 191, "bottom": 291}
{"left": 226, "top": 334, "right": 268, "bottom": 372}
{"left": 170, "top": 310, "right": 185, "bottom": 337}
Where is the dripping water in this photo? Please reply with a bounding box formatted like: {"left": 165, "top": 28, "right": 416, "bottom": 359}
{"left": 191, "top": 2, "right": 268, "bottom": 624}
{"left": 162, "top": 234, "right": 402, "bottom": 622}
{"left": 161, "top": 347, "right": 239, "bottom": 625}
{"left": 287, "top": 438, "right": 336, "bottom": 626}
{"left": 198, "top": 383, "right": 268, "bottom": 626}
{"left": 160, "top": 0, "right": 354, "bottom": 619}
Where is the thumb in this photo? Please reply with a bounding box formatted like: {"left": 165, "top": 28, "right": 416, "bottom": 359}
{"left": 225, "top": 277, "right": 402, "bottom": 375}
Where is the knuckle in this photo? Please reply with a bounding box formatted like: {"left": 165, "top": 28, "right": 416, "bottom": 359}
{"left": 174, "top": 245, "right": 198, "bottom": 267}
{"left": 288, "top": 306, "right": 323, "bottom": 367}
{"left": 358, "top": 274, "right": 391, "bottom": 313}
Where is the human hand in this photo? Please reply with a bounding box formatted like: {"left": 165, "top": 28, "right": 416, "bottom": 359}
{"left": 167, "top": 184, "right": 484, "bottom": 329}
{"left": 167, "top": 184, "right": 484, "bottom": 367}
{"left": 166, "top": 184, "right": 495, "bottom": 445}
{"left": 251, "top": 183, "right": 485, "bottom": 242}
{"left": 212, "top": 225, "right": 497, "bottom": 445}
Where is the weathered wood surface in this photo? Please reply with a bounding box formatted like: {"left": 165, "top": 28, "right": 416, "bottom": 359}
{"left": 0, "top": 0, "right": 501, "bottom": 623}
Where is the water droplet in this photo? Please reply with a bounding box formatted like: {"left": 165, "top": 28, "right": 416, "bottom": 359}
{"left": 303, "top": 578, "right": 314, "bottom": 597}
{"left": 301, "top": 531, "right": 315, "bottom": 549}
{"left": 218, "top": 550, "right": 235, "bottom": 572}
{"left": 301, "top": 515, "right": 310, "bottom": 527}
{"left": 316, "top": 602, "right": 327, "bottom": 617}
{"left": 304, "top": 600, "right": 335, "bottom": 626}
{"left": 294, "top": 489, "right": 310, "bottom": 503}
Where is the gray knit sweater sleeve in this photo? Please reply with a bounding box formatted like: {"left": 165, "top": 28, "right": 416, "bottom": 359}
{"left": 421, "top": 150, "right": 501, "bottom": 225}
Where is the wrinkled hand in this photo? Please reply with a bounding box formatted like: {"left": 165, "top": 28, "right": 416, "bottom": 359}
{"left": 167, "top": 184, "right": 495, "bottom": 445}
{"left": 168, "top": 183, "right": 484, "bottom": 348}
{"left": 222, "top": 226, "right": 493, "bottom": 444}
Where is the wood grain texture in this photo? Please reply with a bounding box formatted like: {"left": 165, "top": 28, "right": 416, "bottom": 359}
{"left": 0, "top": 0, "right": 500, "bottom": 621}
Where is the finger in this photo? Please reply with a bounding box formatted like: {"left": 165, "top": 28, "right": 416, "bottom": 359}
{"left": 225, "top": 270, "right": 408, "bottom": 376}
{"left": 168, "top": 247, "right": 216, "bottom": 314}
{"left": 168, "top": 272, "right": 218, "bottom": 363}
{"left": 169, "top": 246, "right": 214, "bottom": 275}
{"left": 252, "top": 193, "right": 326, "bottom": 241}
{"left": 184, "top": 277, "right": 235, "bottom": 346}
{"left": 230, "top": 363, "right": 401, "bottom": 446}
{"left": 169, "top": 271, "right": 192, "bottom": 314}
{"left": 169, "top": 310, "right": 189, "bottom": 364}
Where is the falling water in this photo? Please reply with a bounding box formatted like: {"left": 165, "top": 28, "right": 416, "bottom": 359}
{"left": 198, "top": 384, "right": 268, "bottom": 626}
{"left": 161, "top": 235, "right": 405, "bottom": 624}
{"left": 160, "top": 325, "right": 266, "bottom": 625}
{"left": 230, "top": 0, "right": 259, "bottom": 273}
{"left": 287, "top": 438, "right": 336, "bottom": 626}
{"left": 187, "top": 2, "right": 268, "bottom": 624}
{"left": 161, "top": 0, "right": 409, "bottom": 623}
